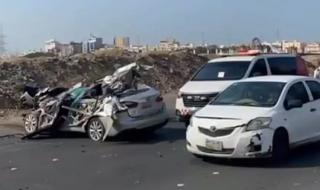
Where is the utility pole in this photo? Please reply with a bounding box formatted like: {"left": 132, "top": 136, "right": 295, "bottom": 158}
{"left": 0, "top": 24, "right": 6, "bottom": 55}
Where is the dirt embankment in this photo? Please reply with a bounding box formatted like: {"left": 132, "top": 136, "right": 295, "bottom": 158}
{"left": 0, "top": 49, "right": 208, "bottom": 108}
{"left": 1, "top": 49, "right": 319, "bottom": 109}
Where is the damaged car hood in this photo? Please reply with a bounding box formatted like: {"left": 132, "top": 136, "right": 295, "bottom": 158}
{"left": 194, "top": 105, "right": 273, "bottom": 129}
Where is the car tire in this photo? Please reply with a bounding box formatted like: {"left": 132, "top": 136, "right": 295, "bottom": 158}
{"left": 271, "top": 129, "right": 289, "bottom": 163}
{"left": 87, "top": 117, "right": 106, "bottom": 142}
{"left": 24, "top": 113, "right": 39, "bottom": 134}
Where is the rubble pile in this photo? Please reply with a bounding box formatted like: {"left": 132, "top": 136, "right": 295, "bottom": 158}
{"left": 0, "top": 49, "right": 207, "bottom": 108}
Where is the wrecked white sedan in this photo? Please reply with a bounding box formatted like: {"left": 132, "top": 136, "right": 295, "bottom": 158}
{"left": 187, "top": 76, "right": 320, "bottom": 161}
{"left": 22, "top": 63, "right": 168, "bottom": 142}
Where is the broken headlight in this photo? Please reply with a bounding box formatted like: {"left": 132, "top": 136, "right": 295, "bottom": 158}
{"left": 245, "top": 117, "right": 272, "bottom": 131}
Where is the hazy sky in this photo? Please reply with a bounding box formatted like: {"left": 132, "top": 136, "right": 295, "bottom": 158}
{"left": 0, "top": 0, "right": 320, "bottom": 52}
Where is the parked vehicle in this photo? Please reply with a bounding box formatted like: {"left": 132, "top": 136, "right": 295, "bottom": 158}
{"left": 22, "top": 63, "right": 168, "bottom": 142}
{"left": 176, "top": 54, "right": 309, "bottom": 126}
{"left": 186, "top": 76, "right": 320, "bottom": 161}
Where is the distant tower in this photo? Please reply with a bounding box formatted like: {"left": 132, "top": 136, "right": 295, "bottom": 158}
{"left": 0, "top": 25, "right": 6, "bottom": 55}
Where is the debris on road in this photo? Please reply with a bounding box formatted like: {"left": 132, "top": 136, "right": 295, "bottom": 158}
{"left": 0, "top": 110, "right": 4, "bottom": 117}
{"left": 293, "top": 182, "right": 301, "bottom": 187}
{"left": 157, "top": 151, "right": 163, "bottom": 158}
{"left": 212, "top": 171, "right": 220, "bottom": 175}
{"left": 51, "top": 158, "right": 59, "bottom": 162}
{"left": 177, "top": 183, "right": 185, "bottom": 187}
{"left": 10, "top": 167, "right": 18, "bottom": 171}
{"left": 134, "top": 180, "right": 141, "bottom": 185}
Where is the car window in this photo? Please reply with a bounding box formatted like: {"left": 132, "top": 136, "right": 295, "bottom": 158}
{"left": 306, "top": 81, "right": 320, "bottom": 100}
{"left": 191, "top": 61, "right": 251, "bottom": 81}
{"left": 249, "top": 59, "right": 268, "bottom": 77}
{"left": 284, "top": 82, "right": 309, "bottom": 107}
{"left": 268, "top": 57, "right": 297, "bottom": 75}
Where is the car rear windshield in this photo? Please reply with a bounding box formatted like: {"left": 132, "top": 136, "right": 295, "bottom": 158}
{"left": 192, "top": 61, "right": 251, "bottom": 81}
{"left": 211, "top": 82, "right": 285, "bottom": 107}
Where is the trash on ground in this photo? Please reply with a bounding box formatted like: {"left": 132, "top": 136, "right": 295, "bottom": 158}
{"left": 51, "top": 158, "right": 59, "bottom": 162}
{"left": 177, "top": 183, "right": 184, "bottom": 187}
{"left": 10, "top": 167, "right": 18, "bottom": 171}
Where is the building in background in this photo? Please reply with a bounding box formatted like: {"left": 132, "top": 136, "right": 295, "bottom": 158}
{"left": 180, "top": 43, "right": 194, "bottom": 49}
{"left": 114, "top": 37, "right": 130, "bottom": 48}
{"left": 82, "top": 35, "right": 104, "bottom": 53}
{"left": 44, "top": 40, "right": 83, "bottom": 57}
{"left": 44, "top": 39, "right": 61, "bottom": 54}
{"left": 304, "top": 43, "right": 320, "bottom": 54}
{"left": 281, "top": 40, "right": 304, "bottom": 53}
{"left": 128, "top": 44, "right": 148, "bottom": 53}
{"left": 159, "top": 39, "right": 180, "bottom": 51}
{"left": 69, "top": 41, "right": 83, "bottom": 54}
{"left": 59, "top": 42, "right": 83, "bottom": 57}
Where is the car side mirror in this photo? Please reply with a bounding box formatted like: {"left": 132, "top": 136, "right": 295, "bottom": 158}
{"left": 286, "top": 99, "right": 303, "bottom": 110}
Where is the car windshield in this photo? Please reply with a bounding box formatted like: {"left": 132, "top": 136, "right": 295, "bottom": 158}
{"left": 192, "top": 61, "right": 251, "bottom": 81}
{"left": 211, "top": 82, "right": 285, "bottom": 107}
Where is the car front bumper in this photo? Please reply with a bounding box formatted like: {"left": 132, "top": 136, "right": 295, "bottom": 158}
{"left": 186, "top": 125, "right": 274, "bottom": 158}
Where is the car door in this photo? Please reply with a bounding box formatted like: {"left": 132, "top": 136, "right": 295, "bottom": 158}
{"left": 283, "top": 81, "right": 314, "bottom": 144}
{"left": 305, "top": 80, "right": 320, "bottom": 138}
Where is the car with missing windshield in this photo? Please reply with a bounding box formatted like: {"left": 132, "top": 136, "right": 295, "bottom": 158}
{"left": 176, "top": 54, "right": 309, "bottom": 126}
{"left": 187, "top": 76, "right": 320, "bottom": 161}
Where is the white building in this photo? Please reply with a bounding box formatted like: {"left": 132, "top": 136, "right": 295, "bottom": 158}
{"left": 159, "top": 39, "right": 180, "bottom": 51}
{"left": 304, "top": 43, "right": 320, "bottom": 54}
{"left": 128, "top": 44, "right": 148, "bottom": 53}
{"left": 44, "top": 39, "right": 61, "bottom": 53}
{"left": 281, "top": 40, "right": 304, "bottom": 53}
{"left": 180, "top": 43, "right": 194, "bottom": 49}
{"left": 82, "top": 35, "right": 104, "bottom": 53}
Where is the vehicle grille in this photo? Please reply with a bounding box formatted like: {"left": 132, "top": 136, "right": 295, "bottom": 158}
{"left": 198, "top": 127, "right": 235, "bottom": 137}
{"left": 182, "top": 93, "right": 218, "bottom": 107}
{"left": 197, "top": 146, "right": 234, "bottom": 154}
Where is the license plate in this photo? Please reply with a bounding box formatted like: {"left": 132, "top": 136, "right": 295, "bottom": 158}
{"left": 141, "top": 102, "right": 152, "bottom": 109}
{"left": 205, "top": 139, "right": 223, "bottom": 151}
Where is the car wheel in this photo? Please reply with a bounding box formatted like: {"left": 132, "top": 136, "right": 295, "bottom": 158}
{"left": 24, "top": 113, "right": 38, "bottom": 134}
{"left": 87, "top": 118, "right": 106, "bottom": 142}
{"left": 272, "top": 129, "right": 289, "bottom": 163}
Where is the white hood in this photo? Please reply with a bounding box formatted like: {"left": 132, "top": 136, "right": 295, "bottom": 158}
{"left": 194, "top": 105, "right": 273, "bottom": 129}
{"left": 180, "top": 80, "right": 235, "bottom": 94}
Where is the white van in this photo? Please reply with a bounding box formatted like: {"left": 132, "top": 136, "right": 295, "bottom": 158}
{"left": 176, "top": 54, "right": 308, "bottom": 126}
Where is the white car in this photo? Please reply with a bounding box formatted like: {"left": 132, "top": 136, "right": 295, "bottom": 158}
{"left": 176, "top": 54, "right": 308, "bottom": 126}
{"left": 187, "top": 76, "right": 320, "bottom": 161}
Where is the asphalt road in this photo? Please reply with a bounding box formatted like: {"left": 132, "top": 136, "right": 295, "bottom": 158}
{"left": 1, "top": 95, "right": 320, "bottom": 190}
{"left": 1, "top": 121, "right": 320, "bottom": 190}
